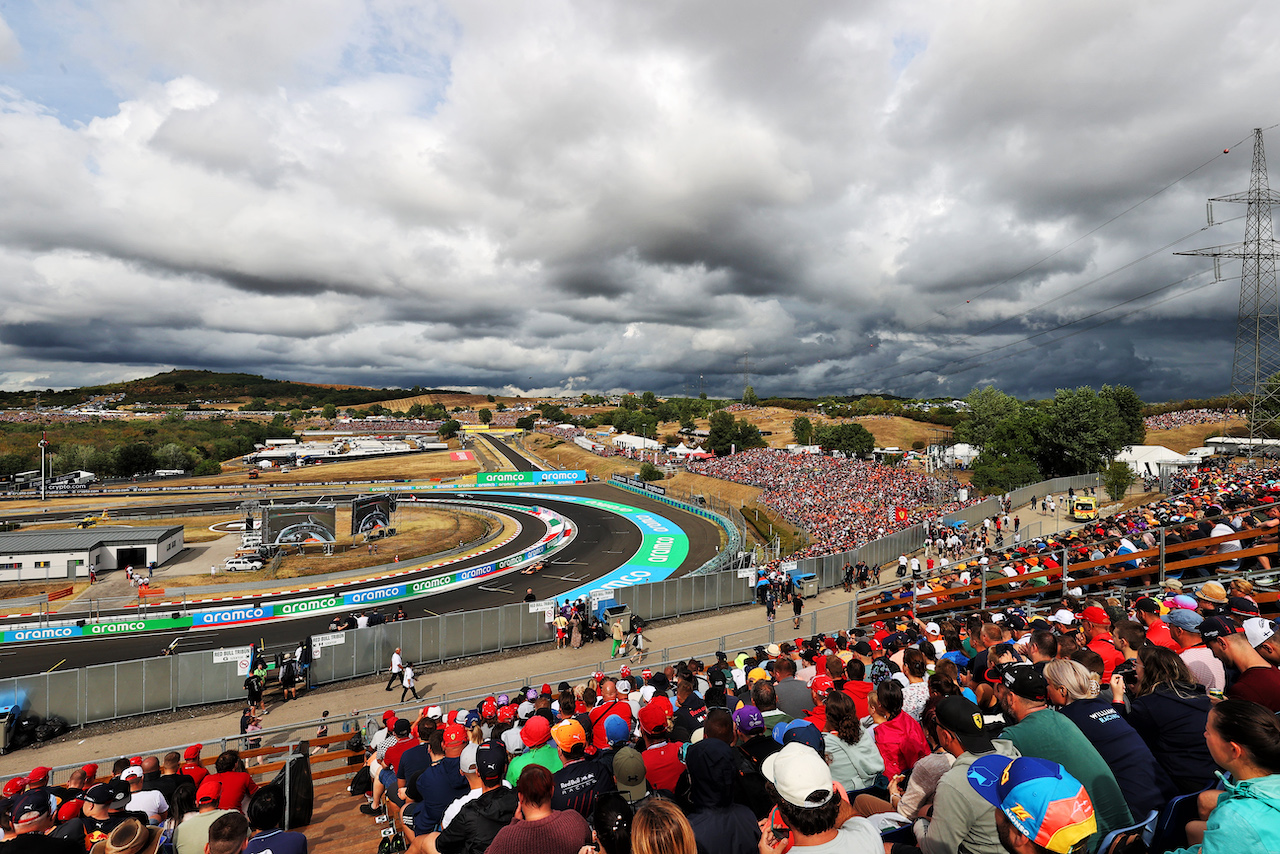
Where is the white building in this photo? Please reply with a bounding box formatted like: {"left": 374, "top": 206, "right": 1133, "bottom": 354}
{"left": 0, "top": 526, "right": 184, "bottom": 582}
{"left": 1114, "top": 444, "right": 1196, "bottom": 477}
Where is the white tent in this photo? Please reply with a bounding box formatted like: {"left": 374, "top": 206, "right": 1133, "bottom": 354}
{"left": 613, "top": 434, "right": 662, "bottom": 451}
{"left": 1114, "top": 444, "right": 1196, "bottom": 477}
{"left": 668, "top": 443, "right": 704, "bottom": 456}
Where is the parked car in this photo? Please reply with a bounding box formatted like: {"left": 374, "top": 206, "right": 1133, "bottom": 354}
{"left": 224, "top": 557, "right": 264, "bottom": 572}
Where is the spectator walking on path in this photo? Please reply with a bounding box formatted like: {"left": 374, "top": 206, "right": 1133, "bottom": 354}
{"left": 385, "top": 648, "right": 403, "bottom": 692}
{"left": 401, "top": 662, "right": 420, "bottom": 702}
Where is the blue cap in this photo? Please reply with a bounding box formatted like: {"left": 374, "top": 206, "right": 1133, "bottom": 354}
{"left": 771, "top": 719, "right": 823, "bottom": 754}
{"left": 603, "top": 714, "right": 630, "bottom": 745}
{"left": 967, "top": 756, "right": 1096, "bottom": 854}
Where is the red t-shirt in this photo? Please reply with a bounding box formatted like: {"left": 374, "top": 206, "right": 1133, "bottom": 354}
{"left": 642, "top": 742, "right": 686, "bottom": 792}
{"left": 1145, "top": 620, "right": 1179, "bottom": 651}
{"left": 1227, "top": 666, "right": 1280, "bottom": 712}
{"left": 209, "top": 770, "right": 258, "bottom": 811}
{"left": 383, "top": 738, "right": 418, "bottom": 775}
{"left": 589, "top": 700, "right": 633, "bottom": 749}
{"left": 1088, "top": 633, "right": 1124, "bottom": 682}
{"left": 181, "top": 762, "right": 209, "bottom": 786}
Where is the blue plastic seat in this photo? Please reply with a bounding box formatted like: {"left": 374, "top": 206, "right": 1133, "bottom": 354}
{"left": 1096, "top": 809, "right": 1157, "bottom": 854}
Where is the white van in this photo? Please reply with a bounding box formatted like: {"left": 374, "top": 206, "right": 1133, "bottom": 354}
{"left": 224, "top": 557, "right": 264, "bottom": 572}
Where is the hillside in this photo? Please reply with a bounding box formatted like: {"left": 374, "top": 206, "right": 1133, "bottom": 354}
{"left": 0, "top": 370, "right": 462, "bottom": 409}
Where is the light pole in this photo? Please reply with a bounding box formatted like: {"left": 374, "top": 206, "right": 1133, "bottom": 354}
{"left": 38, "top": 432, "right": 48, "bottom": 502}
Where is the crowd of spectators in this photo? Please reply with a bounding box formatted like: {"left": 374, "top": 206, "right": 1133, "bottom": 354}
{"left": 0, "top": 746, "right": 304, "bottom": 854}
{"left": 688, "top": 448, "right": 980, "bottom": 561}
{"left": 1143, "top": 409, "right": 1240, "bottom": 432}
{"left": 342, "top": 580, "right": 1280, "bottom": 854}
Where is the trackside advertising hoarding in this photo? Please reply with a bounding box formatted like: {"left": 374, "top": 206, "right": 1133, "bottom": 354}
{"left": 477, "top": 470, "right": 588, "bottom": 487}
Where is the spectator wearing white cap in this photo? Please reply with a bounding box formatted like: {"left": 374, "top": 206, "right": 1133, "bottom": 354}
{"left": 122, "top": 768, "right": 167, "bottom": 825}
{"left": 1243, "top": 617, "right": 1280, "bottom": 666}
{"left": 759, "top": 742, "right": 880, "bottom": 852}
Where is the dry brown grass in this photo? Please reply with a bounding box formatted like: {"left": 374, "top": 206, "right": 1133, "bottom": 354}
{"left": 1147, "top": 417, "right": 1244, "bottom": 454}
{"left": 152, "top": 505, "right": 505, "bottom": 590}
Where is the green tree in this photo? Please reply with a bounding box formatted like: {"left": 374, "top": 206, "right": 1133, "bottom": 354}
{"left": 706, "top": 410, "right": 737, "bottom": 456}
{"left": 1033, "top": 387, "right": 1127, "bottom": 478}
{"left": 1103, "top": 460, "right": 1137, "bottom": 501}
{"left": 114, "top": 442, "right": 156, "bottom": 476}
{"left": 289, "top": 408, "right": 304, "bottom": 422}
{"left": 0, "top": 453, "right": 32, "bottom": 477}
{"left": 954, "top": 386, "right": 1022, "bottom": 451}
{"left": 478, "top": 408, "right": 493, "bottom": 425}
{"left": 1100, "top": 385, "right": 1146, "bottom": 446}
{"left": 641, "top": 391, "right": 658, "bottom": 409}
{"left": 742, "top": 385, "right": 759, "bottom": 406}
{"left": 734, "top": 420, "right": 768, "bottom": 451}
{"left": 321, "top": 403, "right": 337, "bottom": 420}
{"left": 792, "top": 416, "right": 813, "bottom": 446}
{"left": 439, "top": 419, "right": 462, "bottom": 439}
{"left": 813, "top": 423, "right": 875, "bottom": 458}
{"left": 515, "top": 415, "right": 536, "bottom": 431}
{"left": 487, "top": 394, "right": 496, "bottom": 402}
{"left": 495, "top": 402, "right": 507, "bottom": 411}
{"left": 972, "top": 455, "right": 1043, "bottom": 493}
{"left": 194, "top": 459, "right": 223, "bottom": 476}
{"left": 154, "top": 443, "right": 193, "bottom": 471}
{"left": 639, "top": 462, "right": 664, "bottom": 481}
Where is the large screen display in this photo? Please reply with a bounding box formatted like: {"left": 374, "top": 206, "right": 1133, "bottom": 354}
{"left": 262, "top": 505, "right": 337, "bottom": 545}
{"left": 351, "top": 495, "right": 395, "bottom": 536}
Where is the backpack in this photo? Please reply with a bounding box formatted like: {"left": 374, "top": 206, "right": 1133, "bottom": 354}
{"left": 350, "top": 765, "right": 373, "bottom": 796}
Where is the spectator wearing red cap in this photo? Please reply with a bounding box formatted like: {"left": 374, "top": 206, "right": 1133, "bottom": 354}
{"left": 1203, "top": 616, "right": 1280, "bottom": 711}
{"left": 409, "top": 724, "right": 470, "bottom": 836}
{"left": 173, "top": 779, "right": 234, "bottom": 854}
{"left": 179, "top": 747, "right": 207, "bottom": 788}
{"left": 637, "top": 697, "right": 685, "bottom": 793}
{"left": 205, "top": 751, "right": 257, "bottom": 814}
{"left": 803, "top": 675, "right": 834, "bottom": 732}
{"left": 549, "top": 720, "right": 610, "bottom": 819}
{"left": 506, "top": 716, "right": 563, "bottom": 786}
{"left": 362, "top": 719, "right": 415, "bottom": 817}
{"left": 1081, "top": 606, "right": 1123, "bottom": 682}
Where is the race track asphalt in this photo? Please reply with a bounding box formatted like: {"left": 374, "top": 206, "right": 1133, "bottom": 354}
{"left": 0, "top": 478, "right": 720, "bottom": 676}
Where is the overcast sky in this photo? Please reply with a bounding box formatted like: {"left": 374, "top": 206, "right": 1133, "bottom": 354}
{"left": 0, "top": 1, "right": 1275, "bottom": 402}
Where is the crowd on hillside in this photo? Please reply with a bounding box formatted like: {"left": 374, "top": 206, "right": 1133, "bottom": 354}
{"left": 688, "top": 449, "right": 979, "bottom": 559}
{"left": 1144, "top": 409, "right": 1240, "bottom": 431}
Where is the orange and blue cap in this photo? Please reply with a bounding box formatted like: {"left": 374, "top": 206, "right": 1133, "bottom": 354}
{"left": 967, "top": 756, "right": 1096, "bottom": 854}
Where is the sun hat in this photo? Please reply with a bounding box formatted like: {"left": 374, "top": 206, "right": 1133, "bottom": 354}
{"left": 1196, "top": 582, "right": 1228, "bottom": 604}
{"left": 519, "top": 715, "right": 551, "bottom": 748}
{"left": 89, "top": 818, "right": 162, "bottom": 854}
